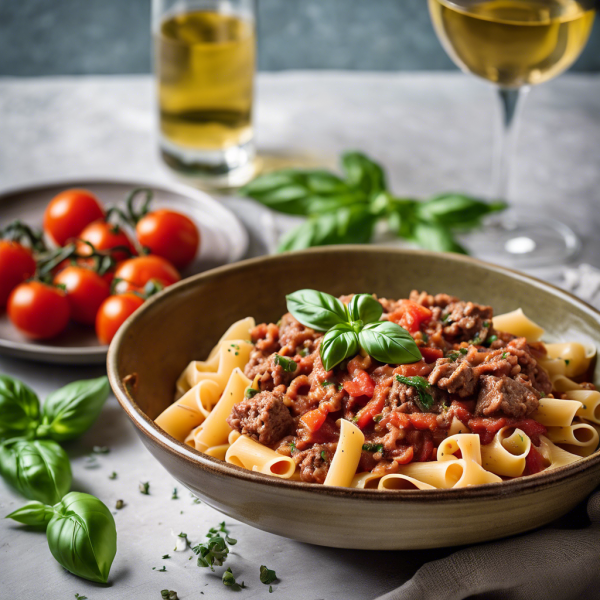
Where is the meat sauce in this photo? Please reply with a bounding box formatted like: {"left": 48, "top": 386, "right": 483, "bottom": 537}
{"left": 227, "top": 290, "right": 583, "bottom": 484}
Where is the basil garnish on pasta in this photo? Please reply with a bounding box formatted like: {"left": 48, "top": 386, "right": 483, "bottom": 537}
{"left": 395, "top": 375, "right": 434, "bottom": 410}
{"left": 286, "top": 290, "right": 420, "bottom": 370}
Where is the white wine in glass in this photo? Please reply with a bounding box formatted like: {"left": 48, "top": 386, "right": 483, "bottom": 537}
{"left": 429, "top": 0, "right": 596, "bottom": 266}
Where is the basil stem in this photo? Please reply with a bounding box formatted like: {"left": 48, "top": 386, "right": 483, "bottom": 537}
{"left": 0, "top": 439, "right": 71, "bottom": 505}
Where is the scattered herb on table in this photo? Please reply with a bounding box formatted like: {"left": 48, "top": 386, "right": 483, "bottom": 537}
{"left": 162, "top": 554, "right": 171, "bottom": 560}
{"left": 286, "top": 290, "right": 420, "bottom": 370}
{"left": 75, "top": 594, "right": 88, "bottom": 600}
{"left": 92, "top": 445, "right": 110, "bottom": 454}
{"left": 161, "top": 591, "right": 178, "bottom": 600}
{"left": 395, "top": 375, "right": 434, "bottom": 411}
{"left": 139, "top": 481, "right": 150, "bottom": 495}
{"left": 109, "top": 471, "right": 117, "bottom": 480}
{"left": 171, "top": 487, "right": 178, "bottom": 500}
{"left": 222, "top": 567, "right": 246, "bottom": 591}
{"left": 153, "top": 566, "right": 167, "bottom": 572}
{"left": 240, "top": 151, "right": 506, "bottom": 254}
{"left": 193, "top": 523, "right": 237, "bottom": 571}
{"left": 270, "top": 585, "right": 273, "bottom": 593}
{"left": 260, "top": 565, "right": 278, "bottom": 585}
{"left": 7, "top": 492, "right": 117, "bottom": 583}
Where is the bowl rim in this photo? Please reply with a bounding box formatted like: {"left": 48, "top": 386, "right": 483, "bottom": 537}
{"left": 107, "top": 246, "right": 600, "bottom": 501}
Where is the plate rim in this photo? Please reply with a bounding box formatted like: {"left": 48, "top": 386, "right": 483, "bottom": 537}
{"left": 0, "top": 176, "right": 249, "bottom": 363}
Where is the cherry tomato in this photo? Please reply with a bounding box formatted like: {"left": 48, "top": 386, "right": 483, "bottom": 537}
{"left": 0, "top": 241, "right": 36, "bottom": 308}
{"left": 136, "top": 210, "right": 200, "bottom": 269}
{"left": 8, "top": 281, "right": 70, "bottom": 339}
{"left": 53, "top": 266, "right": 110, "bottom": 325}
{"left": 114, "top": 255, "right": 180, "bottom": 289}
{"left": 95, "top": 293, "right": 144, "bottom": 345}
{"left": 77, "top": 221, "right": 136, "bottom": 263}
{"left": 43, "top": 189, "right": 105, "bottom": 246}
{"left": 52, "top": 257, "right": 115, "bottom": 286}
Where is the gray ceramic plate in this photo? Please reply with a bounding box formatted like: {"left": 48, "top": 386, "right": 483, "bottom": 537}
{"left": 108, "top": 247, "right": 600, "bottom": 549}
{"left": 0, "top": 178, "right": 248, "bottom": 364}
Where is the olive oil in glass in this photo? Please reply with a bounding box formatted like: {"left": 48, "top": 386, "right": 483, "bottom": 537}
{"left": 153, "top": 0, "right": 256, "bottom": 186}
{"left": 429, "top": 0, "right": 595, "bottom": 88}
{"left": 428, "top": 0, "right": 596, "bottom": 267}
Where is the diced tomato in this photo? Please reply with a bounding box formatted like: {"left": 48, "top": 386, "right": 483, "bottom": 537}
{"left": 388, "top": 300, "right": 432, "bottom": 334}
{"left": 355, "top": 395, "right": 385, "bottom": 430}
{"left": 468, "top": 417, "right": 508, "bottom": 445}
{"left": 300, "top": 409, "right": 327, "bottom": 433}
{"left": 393, "top": 446, "right": 414, "bottom": 465}
{"left": 525, "top": 445, "right": 545, "bottom": 475}
{"left": 389, "top": 412, "right": 411, "bottom": 429}
{"left": 420, "top": 347, "right": 443, "bottom": 363}
{"left": 448, "top": 400, "right": 473, "bottom": 425}
{"left": 417, "top": 438, "right": 434, "bottom": 462}
{"left": 343, "top": 369, "right": 375, "bottom": 398}
{"left": 409, "top": 413, "right": 439, "bottom": 431}
{"left": 393, "top": 360, "right": 432, "bottom": 378}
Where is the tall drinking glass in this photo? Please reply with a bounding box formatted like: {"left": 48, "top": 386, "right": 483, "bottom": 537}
{"left": 153, "top": 0, "right": 256, "bottom": 187}
{"left": 428, "top": 0, "right": 595, "bottom": 266}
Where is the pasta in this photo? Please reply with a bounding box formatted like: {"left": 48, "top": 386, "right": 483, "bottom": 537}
{"left": 155, "top": 288, "right": 598, "bottom": 490}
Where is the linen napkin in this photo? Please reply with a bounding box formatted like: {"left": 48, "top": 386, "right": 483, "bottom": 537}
{"left": 377, "top": 263, "right": 600, "bottom": 600}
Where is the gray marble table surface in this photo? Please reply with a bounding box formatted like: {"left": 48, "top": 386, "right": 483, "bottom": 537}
{"left": 0, "top": 72, "right": 599, "bottom": 600}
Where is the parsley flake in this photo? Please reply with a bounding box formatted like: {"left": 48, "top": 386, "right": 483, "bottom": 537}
{"left": 172, "top": 487, "right": 179, "bottom": 500}
{"left": 162, "top": 554, "right": 171, "bottom": 559}
{"left": 273, "top": 353, "right": 297, "bottom": 372}
{"left": 108, "top": 471, "right": 117, "bottom": 480}
{"left": 139, "top": 481, "right": 150, "bottom": 495}
{"left": 153, "top": 565, "right": 167, "bottom": 572}
{"left": 460, "top": 348, "right": 468, "bottom": 355}
{"left": 222, "top": 567, "right": 245, "bottom": 590}
{"left": 362, "top": 443, "right": 384, "bottom": 453}
{"left": 395, "top": 375, "right": 434, "bottom": 410}
{"left": 260, "top": 565, "right": 278, "bottom": 585}
{"left": 161, "top": 590, "right": 178, "bottom": 600}
{"left": 115, "top": 499, "right": 124, "bottom": 510}
{"left": 501, "top": 352, "right": 508, "bottom": 359}
{"left": 245, "top": 387, "right": 259, "bottom": 399}
{"left": 289, "top": 440, "right": 297, "bottom": 454}
{"left": 320, "top": 450, "right": 328, "bottom": 462}
{"left": 74, "top": 594, "right": 87, "bottom": 600}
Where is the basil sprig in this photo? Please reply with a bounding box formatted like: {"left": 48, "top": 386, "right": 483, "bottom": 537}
{"left": 0, "top": 375, "right": 109, "bottom": 504}
{"left": 241, "top": 151, "right": 506, "bottom": 254}
{"left": 0, "top": 439, "right": 72, "bottom": 505}
{"left": 7, "top": 492, "right": 117, "bottom": 583}
{"left": 286, "top": 289, "right": 420, "bottom": 371}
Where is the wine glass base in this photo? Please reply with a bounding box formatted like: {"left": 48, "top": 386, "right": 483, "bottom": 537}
{"left": 461, "top": 210, "right": 581, "bottom": 269}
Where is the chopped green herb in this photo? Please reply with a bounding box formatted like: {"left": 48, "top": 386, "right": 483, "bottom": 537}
{"left": 519, "top": 435, "right": 524, "bottom": 442}
{"left": 501, "top": 352, "right": 508, "bottom": 360}
{"left": 245, "top": 387, "right": 259, "bottom": 399}
{"left": 460, "top": 348, "right": 468, "bottom": 355}
{"left": 298, "top": 347, "right": 309, "bottom": 357}
{"left": 485, "top": 335, "right": 498, "bottom": 345}
{"left": 172, "top": 487, "right": 179, "bottom": 500}
{"left": 320, "top": 450, "right": 328, "bottom": 462}
{"left": 540, "top": 392, "right": 546, "bottom": 398}
{"left": 362, "top": 443, "right": 384, "bottom": 453}
{"left": 421, "top": 332, "right": 429, "bottom": 343}
{"left": 153, "top": 566, "right": 167, "bottom": 572}
{"left": 289, "top": 440, "right": 297, "bottom": 454}
{"left": 373, "top": 414, "right": 383, "bottom": 423}
{"left": 471, "top": 336, "right": 482, "bottom": 345}
{"left": 139, "top": 481, "right": 150, "bottom": 495}
{"left": 109, "top": 471, "right": 117, "bottom": 480}
{"left": 395, "top": 375, "right": 434, "bottom": 410}
{"left": 161, "top": 591, "right": 178, "bottom": 600}
{"left": 273, "top": 353, "right": 297, "bottom": 373}
{"left": 270, "top": 586, "right": 273, "bottom": 593}
{"left": 442, "top": 313, "right": 450, "bottom": 323}
{"left": 222, "top": 567, "right": 245, "bottom": 590}
{"left": 483, "top": 321, "right": 489, "bottom": 328}
{"left": 321, "top": 380, "right": 334, "bottom": 387}
{"left": 260, "top": 565, "right": 278, "bottom": 585}
{"left": 351, "top": 415, "right": 359, "bottom": 423}
{"left": 92, "top": 445, "right": 110, "bottom": 454}
{"left": 193, "top": 524, "right": 236, "bottom": 571}
{"left": 447, "top": 351, "right": 460, "bottom": 362}
{"left": 162, "top": 554, "right": 171, "bottom": 559}
{"left": 115, "top": 499, "right": 124, "bottom": 510}
{"left": 75, "top": 594, "right": 87, "bottom": 600}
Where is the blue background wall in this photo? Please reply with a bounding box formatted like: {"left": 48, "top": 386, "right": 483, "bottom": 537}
{"left": 1, "top": 0, "right": 599, "bottom": 76}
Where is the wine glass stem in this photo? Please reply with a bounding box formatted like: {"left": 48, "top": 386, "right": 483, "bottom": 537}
{"left": 493, "top": 86, "right": 529, "bottom": 202}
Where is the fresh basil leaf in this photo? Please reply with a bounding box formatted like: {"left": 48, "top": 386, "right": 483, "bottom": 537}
{"left": 358, "top": 321, "right": 421, "bottom": 365}
{"left": 0, "top": 439, "right": 71, "bottom": 505}
{"left": 341, "top": 152, "right": 386, "bottom": 196}
{"left": 273, "top": 353, "right": 297, "bottom": 373}
{"left": 260, "top": 565, "right": 278, "bottom": 585}
{"left": 412, "top": 221, "right": 468, "bottom": 254}
{"left": 418, "top": 194, "right": 507, "bottom": 227}
{"left": 395, "top": 375, "right": 434, "bottom": 410}
{"left": 286, "top": 289, "right": 348, "bottom": 332}
{"left": 347, "top": 294, "right": 383, "bottom": 325}
{"left": 303, "top": 171, "right": 350, "bottom": 195}
{"left": 5, "top": 500, "right": 55, "bottom": 528}
{"left": 47, "top": 492, "right": 117, "bottom": 583}
{"left": 306, "top": 192, "right": 367, "bottom": 215}
{"left": 320, "top": 324, "right": 359, "bottom": 371}
{"left": 239, "top": 170, "right": 300, "bottom": 197}
{"left": 38, "top": 377, "right": 109, "bottom": 441}
{"left": 0, "top": 375, "right": 40, "bottom": 440}
{"left": 277, "top": 204, "right": 377, "bottom": 252}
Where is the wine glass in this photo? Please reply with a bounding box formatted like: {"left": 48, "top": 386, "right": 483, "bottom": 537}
{"left": 428, "top": 0, "right": 596, "bottom": 267}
